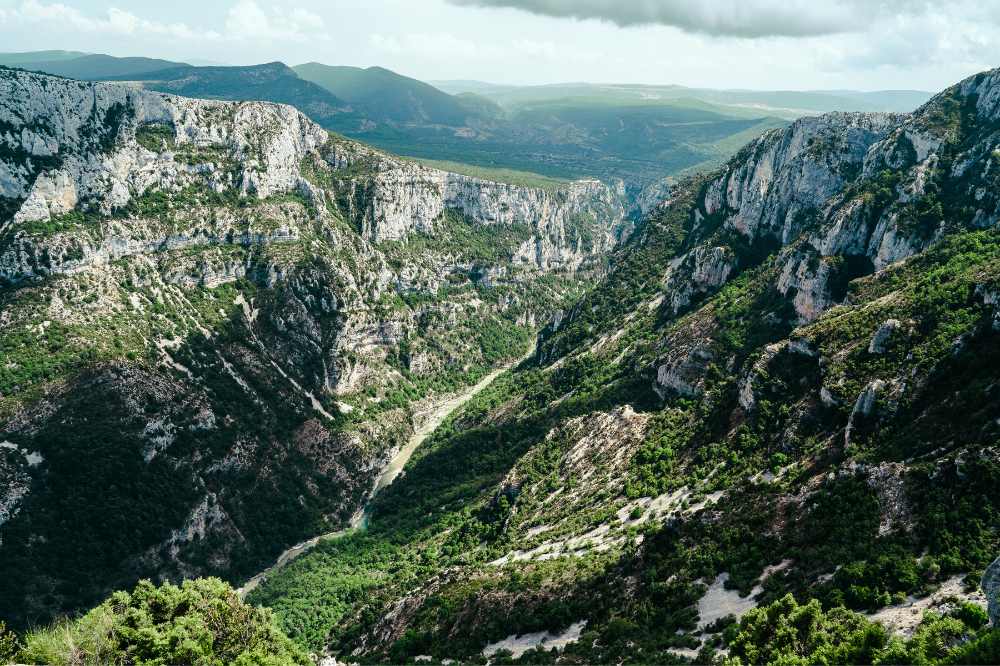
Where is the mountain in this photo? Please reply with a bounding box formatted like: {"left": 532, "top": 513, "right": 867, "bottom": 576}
{"left": 0, "top": 65, "right": 628, "bottom": 626}
{"left": 116, "top": 61, "right": 363, "bottom": 131}
{"left": 0, "top": 50, "right": 90, "bottom": 65}
{"left": 433, "top": 80, "right": 933, "bottom": 117}
{"left": 239, "top": 68, "right": 1000, "bottom": 662}
{"left": 294, "top": 62, "right": 502, "bottom": 125}
{"left": 290, "top": 64, "right": 786, "bottom": 185}
{"left": 0, "top": 51, "right": 787, "bottom": 187}
{"left": 126, "top": 61, "right": 786, "bottom": 188}
{"left": 0, "top": 51, "right": 930, "bottom": 190}
{"left": 3, "top": 61, "right": 998, "bottom": 665}
{"left": 0, "top": 51, "right": 191, "bottom": 80}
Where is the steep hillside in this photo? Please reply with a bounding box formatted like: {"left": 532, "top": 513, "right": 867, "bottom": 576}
{"left": 0, "top": 66, "right": 628, "bottom": 627}
{"left": 248, "top": 69, "right": 1000, "bottom": 663}
{"left": 114, "top": 61, "right": 364, "bottom": 132}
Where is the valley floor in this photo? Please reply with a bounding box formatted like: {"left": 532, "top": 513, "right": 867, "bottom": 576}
{"left": 239, "top": 349, "right": 533, "bottom": 598}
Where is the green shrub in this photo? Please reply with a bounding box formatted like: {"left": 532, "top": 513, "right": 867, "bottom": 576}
{"left": 0, "top": 620, "right": 18, "bottom": 662}
{"left": 727, "top": 594, "right": 888, "bottom": 665}
{"left": 727, "top": 594, "right": 999, "bottom": 666}
{"left": 17, "top": 578, "right": 309, "bottom": 666}
{"left": 135, "top": 123, "right": 176, "bottom": 152}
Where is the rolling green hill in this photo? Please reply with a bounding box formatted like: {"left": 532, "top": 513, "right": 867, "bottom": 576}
{"left": 0, "top": 50, "right": 90, "bottom": 66}
{"left": 115, "top": 61, "right": 362, "bottom": 129}
{"left": 294, "top": 62, "right": 502, "bottom": 125}
{"left": 0, "top": 51, "right": 190, "bottom": 80}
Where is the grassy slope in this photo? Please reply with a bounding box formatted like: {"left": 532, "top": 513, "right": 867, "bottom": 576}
{"left": 8, "top": 54, "right": 191, "bottom": 80}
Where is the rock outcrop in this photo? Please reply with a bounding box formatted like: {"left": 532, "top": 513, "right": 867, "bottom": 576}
{"left": 985, "top": 555, "right": 1000, "bottom": 627}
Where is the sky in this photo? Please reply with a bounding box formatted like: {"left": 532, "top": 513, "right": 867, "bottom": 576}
{"left": 0, "top": 0, "right": 998, "bottom": 91}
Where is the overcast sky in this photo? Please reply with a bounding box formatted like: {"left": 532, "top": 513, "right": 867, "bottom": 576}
{"left": 0, "top": 0, "right": 997, "bottom": 91}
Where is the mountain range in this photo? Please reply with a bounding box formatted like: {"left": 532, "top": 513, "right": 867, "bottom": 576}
{"left": 0, "top": 51, "right": 997, "bottom": 666}
{"left": 0, "top": 50, "right": 933, "bottom": 189}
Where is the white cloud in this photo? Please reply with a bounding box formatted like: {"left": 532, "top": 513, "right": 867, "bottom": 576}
{"left": 820, "top": 4, "right": 1000, "bottom": 76}
{"left": 7, "top": 0, "right": 216, "bottom": 39}
{"left": 370, "top": 32, "right": 484, "bottom": 59}
{"left": 1, "top": 0, "right": 323, "bottom": 44}
{"left": 224, "top": 0, "right": 329, "bottom": 41}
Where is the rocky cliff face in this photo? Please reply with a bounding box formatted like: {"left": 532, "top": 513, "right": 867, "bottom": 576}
{"left": 0, "top": 67, "right": 628, "bottom": 624}
{"left": 551, "top": 68, "right": 1000, "bottom": 399}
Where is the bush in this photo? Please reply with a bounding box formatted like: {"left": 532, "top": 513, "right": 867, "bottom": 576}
{"left": 726, "top": 594, "right": 999, "bottom": 666}
{"left": 727, "top": 594, "right": 887, "bottom": 665}
{"left": 17, "top": 578, "right": 309, "bottom": 665}
{"left": 0, "top": 621, "right": 19, "bottom": 662}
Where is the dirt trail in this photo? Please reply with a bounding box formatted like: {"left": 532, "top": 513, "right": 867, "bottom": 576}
{"left": 238, "top": 353, "right": 525, "bottom": 597}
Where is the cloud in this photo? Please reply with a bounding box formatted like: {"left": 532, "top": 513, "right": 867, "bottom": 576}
{"left": 370, "top": 32, "right": 485, "bottom": 59}
{"left": 8, "top": 0, "right": 219, "bottom": 40}
{"left": 1, "top": 0, "right": 325, "bottom": 44}
{"left": 224, "top": 0, "right": 328, "bottom": 41}
{"left": 369, "top": 31, "right": 606, "bottom": 65}
{"left": 818, "top": 4, "right": 1000, "bottom": 75}
{"left": 446, "top": 0, "right": 932, "bottom": 38}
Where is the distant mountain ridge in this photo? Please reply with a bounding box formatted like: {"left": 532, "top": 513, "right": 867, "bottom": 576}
{"left": 1, "top": 52, "right": 191, "bottom": 80}
{"left": 110, "top": 61, "right": 361, "bottom": 130}
{"left": 0, "top": 50, "right": 932, "bottom": 187}
{"left": 432, "top": 79, "right": 933, "bottom": 116}
{"left": 294, "top": 62, "right": 502, "bottom": 125}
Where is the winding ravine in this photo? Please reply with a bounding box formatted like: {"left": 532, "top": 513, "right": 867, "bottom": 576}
{"left": 238, "top": 354, "right": 524, "bottom": 596}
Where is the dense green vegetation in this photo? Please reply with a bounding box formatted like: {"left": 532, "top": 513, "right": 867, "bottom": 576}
{"left": 384, "top": 209, "right": 535, "bottom": 265}
{"left": 724, "top": 594, "right": 999, "bottom": 665}
{"left": 135, "top": 122, "right": 175, "bottom": 152}
{"left": 15, "top": 578, "right": 309, "bottom": 665}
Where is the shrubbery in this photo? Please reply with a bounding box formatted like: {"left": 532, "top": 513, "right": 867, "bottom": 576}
{"left": 724, "top": 594, "right": 999, "bottom": 666}
{"left": 16, "top": 578, "right": 309, "bottom": 666}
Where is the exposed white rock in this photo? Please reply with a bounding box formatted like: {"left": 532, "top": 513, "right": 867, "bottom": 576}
{"left": 869, "top": 319, "right": 901, "bottom": 354}
{"left": 697, "top": 573, "right": 759, "bottom": 630}
{"left": 845, "top": 379, "right": 885, "bottom": 446}
{"left": 869, "top": 575, "right": 987, "bottom": 637}
{"left": 656, "top": 347, "right": 714, "bottom": 398}
{"left": 985, "top": 556, "right": 1000, "bottom": 626}
{"left": 481, "top": 620, "right": 587, "bottom": 658}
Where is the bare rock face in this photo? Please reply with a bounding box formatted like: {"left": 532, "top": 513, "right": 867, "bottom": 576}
{"left": 845, "top": 380, "right": 885, "bottom": 446}
{"left": 985, "top": 555, "right": 1000, "bottom": 627}
{"left": 868, "top": 319, "right": 901, "bottom": 354}
{"left": 0, "top": 68, "right": 325, "bottom": 229}
{"left": 322, "top": 141, "right": 627, "bottom": 270}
